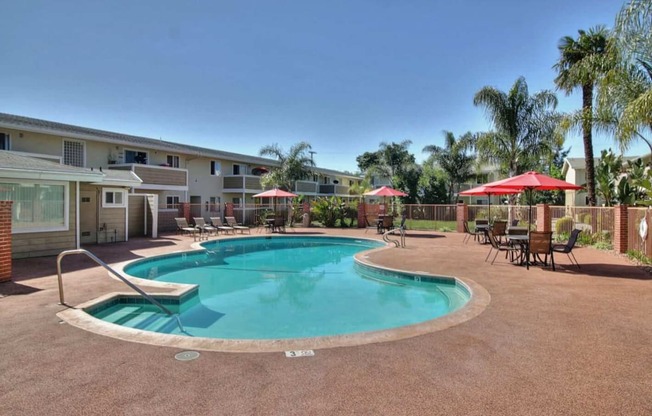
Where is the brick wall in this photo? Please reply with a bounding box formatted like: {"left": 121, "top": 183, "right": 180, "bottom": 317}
{"left": 358, "top": 203, "right": 366, "bottom": 228}
{"left": 456, "top": 203, "right": 468, "bottom": 233}
{"left": 613, "top": 205, "right": 628, "bottom": 254}
{"left": 536, "top": 204, "right": 551, "bottom": 232}
{"left": 0, "top": 201, "right": 13, "bottom": 282}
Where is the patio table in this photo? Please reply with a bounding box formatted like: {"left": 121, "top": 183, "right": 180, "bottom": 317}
{"left": 508, "top": 235, "right": 529, "bottom": 265}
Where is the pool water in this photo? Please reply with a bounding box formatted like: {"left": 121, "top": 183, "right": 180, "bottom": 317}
{"left": 93, "top": 237, "right": 470, "bottom": 339}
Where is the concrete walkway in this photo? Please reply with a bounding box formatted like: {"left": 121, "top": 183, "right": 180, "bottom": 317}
{"left": 1, "top": 229, "right": 651, "bottom": 415}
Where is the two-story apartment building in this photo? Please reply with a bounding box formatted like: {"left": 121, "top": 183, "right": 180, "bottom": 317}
{"left": 0, "top": 113, "right": 362, "bottom": 257}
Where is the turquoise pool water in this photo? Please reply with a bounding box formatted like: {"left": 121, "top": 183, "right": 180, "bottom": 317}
{"left": 92, "top": 237, "right": 470, "bottom": 339}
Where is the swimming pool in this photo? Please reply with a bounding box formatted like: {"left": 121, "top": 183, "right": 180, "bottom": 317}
{"left": 90, "top": 236, "right": 471, "bottom": 340}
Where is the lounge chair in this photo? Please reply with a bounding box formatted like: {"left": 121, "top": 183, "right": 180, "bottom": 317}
{"left": 209, "top": 217, "right": 235, "bottom": 234}
{"left": 175, "top": 217, "right": 197, "bottom": 237}
{"left": 193, "top": 217, "right": 217, "bottom": 236}
{"left": 552, "top": 229, "right": 581, "bottom": 268}
{"left": 527, "top": 231, "right": 554, "bottom": 270}
{"left": 225, "top": 216, "right": 251, "bottom": 234}
{"left": 485, "top": 229, "right": 519, "bottom": 265}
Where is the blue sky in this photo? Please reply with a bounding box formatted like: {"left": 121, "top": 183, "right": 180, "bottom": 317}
{"left": 1, "top": 0, "right": 633, "bottom": 172}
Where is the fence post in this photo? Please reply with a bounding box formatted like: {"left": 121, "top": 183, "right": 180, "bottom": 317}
{"left": 456, "top": 203, "right": 468, "bottom": 233}
{"left": 536, "top": 204, "right": 551, "bottom": 232}
{"left": 0, "top": 201, "right": 13, "bottom": 282}
{"left": 613, "top": 205, "right": 629, "bottom": 254}
{"left": 358, "top": 202, "right": 366, "bottom": 228}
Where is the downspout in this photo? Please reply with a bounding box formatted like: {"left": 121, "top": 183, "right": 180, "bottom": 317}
{"left": 124, "top": 188, "right": 129, "bottom": 242}
{"left": 75, "top": 181, "right": 80, "bottom": 249}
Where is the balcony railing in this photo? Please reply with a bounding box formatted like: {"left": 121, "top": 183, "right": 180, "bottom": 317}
{"left": 294, "top": 180, "right": 318, "bottom": 194}
{"left": 319, "top": 184, "right": 349, "bottom": 195}
{"left": 109, "top": 164, "right": 187, "bottom": 189}
{"left": 223, "top": 175, "right": 262, "bottom": 192}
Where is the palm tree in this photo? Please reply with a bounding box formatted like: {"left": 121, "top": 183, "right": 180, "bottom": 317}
{"left": 423, "top": 131, "right": 475, "bottom": 204}
{"left": 553, "top": 26, "right": 611, "bottom": 206}
{"left": 258, "top": 141, "right": 314, "bottom": 191}
{"left": 473, "top": 77, "right": 559, "bottom": 180}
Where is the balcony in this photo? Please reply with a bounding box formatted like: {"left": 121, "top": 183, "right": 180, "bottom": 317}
{"left": 223, "top": 175, "right": 262, "bottom": 193}
{"left": 293, "top": 180, "right": 318, "bottom": 194}
{"left": 319, "top": 184, "right": 350, "bottom": 196}
{"left": 109, "top": 164, "right": 187, "bottom": 190}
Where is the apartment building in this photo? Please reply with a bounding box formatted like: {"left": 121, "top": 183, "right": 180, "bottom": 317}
{"left": 0, "top": 113, "right": 361, "bottom": 257}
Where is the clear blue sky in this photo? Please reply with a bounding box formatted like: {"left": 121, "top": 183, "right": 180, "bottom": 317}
{"left": 2, "top": 0, "right": 634, "bottom": 173}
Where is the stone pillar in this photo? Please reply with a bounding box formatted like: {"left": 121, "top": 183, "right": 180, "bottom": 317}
{"left": 225, "top": 202, "right": 234, "bottom": 218}
{"left": 181, "top": 202, "right": 191, "bottom": 222}
{"left": 302, "top": 202, "right": 311, "bottom": 227}
{"left": 456, "top": 203, "right": 468, "bottom": 233}
{"left": 613, "top": 205, "right": 628, "bottom": 254}
{"left": 536, "top": 204, "right": 551, "bottom": 232}
{"left": 358, "top": 202, "right": 366, "bottom": 228}
{"left": 0, "top": 201, "right": 13, "bottom": 282}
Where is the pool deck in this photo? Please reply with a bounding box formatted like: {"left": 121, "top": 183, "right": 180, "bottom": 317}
{"left": 1, "top": 228, "right": 651, "bottom": 415}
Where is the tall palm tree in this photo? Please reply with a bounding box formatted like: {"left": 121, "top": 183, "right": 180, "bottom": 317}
{"left": 423, "top": 131, "right": 475, "bottom": 204}
{"left": 473, "top": 77, "right": 559, "bottom": 180}
{"left": 553, "top": 26, "right": 611, "bottom": 206}
{"left": 259, "top": 141, "right": 314, "bottom": 191}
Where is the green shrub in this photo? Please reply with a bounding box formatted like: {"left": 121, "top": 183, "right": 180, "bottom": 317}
{"left": 475, "top": 209, "right": 488, "bottom": 219}
{"left": 583, "top": 213, "right": 592, "bottom": 224}
{"left": 555, "top": 216, "right": 574, "bottom": 235}
{"left": 627, "top": 249, "right": 652, "bottom": 264}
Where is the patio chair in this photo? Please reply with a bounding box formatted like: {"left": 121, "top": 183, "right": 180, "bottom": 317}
{"left": 552, "top": 229, "right": 581, "bottom": 269}
{"left": 175, "top": 217, "right": 197, "bottom": 237}
{"left": 378, "top": 215, "right": 394, "bottom": 234}
{"left": 492, "top": 220, "right": 508, "bottom": 243}
{"left": 209, "top": 217, "right": 235, "bottom": 234}
{"left": 193, "top": 217, "right": 217, "bottom": 236}
{"left": 485, "top": 229, "right": 519, "bottom": 265}
{"left": 527, "top": 231, "right": 554, "bottom": 271}
{"left": 463, "top": 221, "right": 484, "bottom": 244}
{"left": 225, "top": 216, "right": 251, "bottom": 234}
{"left": 364, "top": 214, "right": 379, "bottom": 233}
{"left": 273, "top": 216, "right": 286, "bottom": 233}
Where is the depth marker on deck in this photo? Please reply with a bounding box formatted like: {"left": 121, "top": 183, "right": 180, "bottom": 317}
{"left": 285, "top": 350, "right": 315, "bottom": 358}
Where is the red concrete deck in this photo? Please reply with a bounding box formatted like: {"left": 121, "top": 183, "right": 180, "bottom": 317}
{"left": 1, "top": 229, "right": 651, "bottom": 415}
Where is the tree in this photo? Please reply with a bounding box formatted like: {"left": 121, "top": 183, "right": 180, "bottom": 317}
{"left": 418, "top": 158, "right": 451, "bottom": 204}
{"left": 595, "top": 2, "right": 652, "bottom": 154}
{"left": 554, "top": 26, "right": 612, "bottom": 206}
{"left": 423, "top": 131, "right": 475, "bottom": 204}
{"left": 355, "top": 140, "right": 419, "bottom": 201}
{"left": 258, "top": 142, "right": 314, "bottom": 190}
{"left": 473, "top": 77, "right": 559, "bottom": 179}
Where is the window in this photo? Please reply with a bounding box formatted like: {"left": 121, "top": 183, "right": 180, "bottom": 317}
{"left": 209, "top": 196, "right": 220, "bottom": 212}
{"left": 323, "top": 177, "right": 329, "bottom": 184}
{"left": 102, "top": 188, "right": 126, "bottom": 208}
{"left": 0, "top": 181, "right": 68, "bottom": 233}
{"left": 232, "top": 197, "right": 242, "bottom": 207}
{"left": 232, "top": 164, "right": 241, "bottom": 175}
{"left": 63, "top": 139, "right": 85, "bottom": 167}
{"left": 166, "top": 195, "right": 180, "bottom": 209}
{"left": 125, "top": 150, "right": 148, "bottom": 164}
{"left": 0, "top": 133, "right": 10, "bottom": 150}
{"left": 211, "top": 161, "right": 221, "bottom": 176}
{"left": 167, "top": 155, "right": 180, "bottom": 168}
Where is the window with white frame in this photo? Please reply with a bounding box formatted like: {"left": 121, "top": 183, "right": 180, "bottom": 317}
{"left": 232, "top": 164, "right": 241, "bottom": 175}
{"left": 209, "top": 196, "right": 220, "bottom": 212}
{"left": 0, "top": 181, "right": 68, "bottom": 232}
{"left": 125, "top": 149, "right": 148, "bottom": 164}
{"left": 167, "top": 155, "right": 180, "bottom": 168}
{"left": 63, "top": 139, "right": 85, "bottom": 167}
{"left": 211, "top": 161, "right": 221, "bottom": 176}
{"left": 166, "top": 195, "right": 180, "bottom": 209}
{"left": 0, "top": 133, "right": 10, "bottom": 150}
{"left": 232, "top": 197, "right": 242, "bottom": 207}
{"left": 102, "top": 188, "right": 126, "bottom": 208}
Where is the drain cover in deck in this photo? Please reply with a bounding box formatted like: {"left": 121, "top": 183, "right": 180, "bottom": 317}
{"left": 175, "top": 351, "right": 200, "bottom": 361}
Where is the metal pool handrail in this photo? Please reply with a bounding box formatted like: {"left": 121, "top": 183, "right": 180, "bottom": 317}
{"left": 56, "top": 249, "right": 185, "bottom": 332}
{"left": 383, "top": 226, "right": 406, "bottom": 248}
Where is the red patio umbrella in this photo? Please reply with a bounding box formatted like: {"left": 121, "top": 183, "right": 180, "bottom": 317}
{"left": 363, "top": 186, "right": 408, "bottom": 197}
{"left": 253, "top": 188, "right": 298, "bottom": 213}
{"left": 363, "top": 186, "right": 407, "bottom": 214}
{"left": 483, "top": 171, "right": 583, "bottom": 228}
{"left": 459, "top": 185, "right": 522, "bottom": 220}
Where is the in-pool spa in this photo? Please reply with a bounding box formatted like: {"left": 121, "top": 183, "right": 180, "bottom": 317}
{"left": 90, "top": 236, "right": 470, "bottom": 340}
